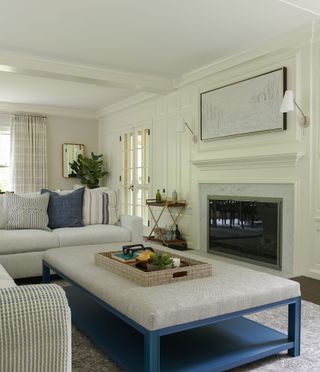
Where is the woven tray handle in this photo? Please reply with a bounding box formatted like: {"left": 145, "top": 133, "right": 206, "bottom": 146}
{"left": 171, "top": 271, "right": 188, "bottom": 281}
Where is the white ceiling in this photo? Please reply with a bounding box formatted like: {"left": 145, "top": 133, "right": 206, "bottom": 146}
{"left": 0, "top": 72, "right": 133, "bottom": 110}
{"left": 0, "top": 0, "right": 318, "bottom": 111}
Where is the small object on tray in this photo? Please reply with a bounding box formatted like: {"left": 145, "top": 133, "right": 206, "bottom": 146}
{"left": 111, "top": 252, "right": 138, "bottom": 263}
{"left": 172, "top": 258, "right": 181, "bottom": 267}
{"left": 122, "top": 243, "right": 152, "bottom": 257}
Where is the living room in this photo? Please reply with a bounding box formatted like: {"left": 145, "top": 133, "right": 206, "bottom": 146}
{"left": 0, "top": 1, "right": 320, "bottom": 371}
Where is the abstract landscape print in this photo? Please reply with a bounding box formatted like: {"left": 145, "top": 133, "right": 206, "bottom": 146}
{"left": 200, "top": 67, "right": 286, "bottom": 140}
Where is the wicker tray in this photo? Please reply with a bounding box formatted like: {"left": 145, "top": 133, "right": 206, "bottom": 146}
{"left": 95, "top": 249, "right": 212, "bottom": 287}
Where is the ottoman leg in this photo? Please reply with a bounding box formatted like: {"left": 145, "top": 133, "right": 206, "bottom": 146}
{"left": 42, "top": 261, "right": 51, "bottom": 284}
{"left": 288, "top": 297, "right": 301, "bottom": 357}
{"left": 144, "top": 331, "right": 160, "bottom": 372}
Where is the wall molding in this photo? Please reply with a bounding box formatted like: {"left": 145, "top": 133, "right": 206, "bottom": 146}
{"left": 97, "top": 92, "right": 158, "bottom": 118}
{"left": 0, "top": 101, "right": 97, "bottom": 119}
{"left": 308, "top": 266, "right": 320, "bottom": 280}
{"left": 191, "top": 152, "right": 305, "bottom": 170}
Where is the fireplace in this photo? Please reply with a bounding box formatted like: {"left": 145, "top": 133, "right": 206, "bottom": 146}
{"left": 208, "top": 196, "right": 282, "bottom": 269}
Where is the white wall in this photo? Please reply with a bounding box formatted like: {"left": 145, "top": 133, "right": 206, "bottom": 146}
{"left": 0, "top": 114, "right": 10, "bottom": 131}
{"left": 46, "top": 115, "right": 98, "bottom": 190}
{"left": 99, "top": 22, "right": 320, "bottom": 279}
{"left": 0, "top": 113, "right": 98, "bottom": 191}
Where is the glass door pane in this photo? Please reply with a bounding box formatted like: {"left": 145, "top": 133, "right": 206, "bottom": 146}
{"left": 121, "top": 127, "right": 150, "bottom": 225}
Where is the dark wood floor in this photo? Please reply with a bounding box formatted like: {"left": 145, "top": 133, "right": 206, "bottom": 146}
{"left": 291, "top": 276, "right": 320, "bottom": 305}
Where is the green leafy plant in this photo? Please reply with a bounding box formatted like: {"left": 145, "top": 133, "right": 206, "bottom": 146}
{"left": 149, "top": 253, "right": 173, "bottom": 269}
{"left": 69, "top": 152, "right": 108, "bottom": 189}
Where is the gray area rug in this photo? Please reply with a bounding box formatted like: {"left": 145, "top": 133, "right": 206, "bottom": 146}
{"left": 71, "top": 300, "right": 320, "bottom": 371}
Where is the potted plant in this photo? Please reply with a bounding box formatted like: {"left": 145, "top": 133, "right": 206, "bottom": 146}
{"left": 147, "top": 252, "right": 173, "bottom": 271}
{"left": 69, "top": 152, "right": 108, "bottom": 189}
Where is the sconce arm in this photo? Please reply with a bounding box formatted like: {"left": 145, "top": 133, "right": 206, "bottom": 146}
{"left": 293, "top": 99, "right": 310, "bottom": 127}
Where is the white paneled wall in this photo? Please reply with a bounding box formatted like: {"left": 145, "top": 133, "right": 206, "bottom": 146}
{"left": 98, "top": 90, "right": 195, "bottom": 244}
{"left": 99, "top": 23, "right": 320, "bottom": 278}
{"left": 309, "top": 25, "right": 320, "bottom": 279}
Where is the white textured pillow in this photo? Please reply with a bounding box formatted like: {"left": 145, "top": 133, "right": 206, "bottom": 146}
{"left": 5, "top": 193, "right": 50, "bottom": 231}
{"left": 0, "top": 194, "right": 8, "bottom": 229}
{"left": 74, "top": 186, "right": 118, "bottom": 225}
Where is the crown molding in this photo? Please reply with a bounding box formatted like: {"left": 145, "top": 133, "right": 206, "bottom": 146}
{"left": 0, "top": 51, "right": 173, "bottom": 95}
{"left": 174, "top": 22, "right": 315, "bottom": 89}
{"left": 96, "top": 92, "right": 158, "bottom": 118}
{"left": 0, "top": 102, "right": 97, "bottom": 119}
{"left": 191, "top": 152, "right": 305, "bottom": 170}
{"left": 278, "top": 0, "right": 320, "bottom": 17}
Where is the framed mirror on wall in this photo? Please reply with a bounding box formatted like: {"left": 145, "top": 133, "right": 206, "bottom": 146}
{"left": 62, "top": 143, "right": 85, "bottom": 178}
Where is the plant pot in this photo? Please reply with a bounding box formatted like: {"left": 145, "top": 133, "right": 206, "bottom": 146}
{"left": 146, "top": 263, "right": 173, "bottom": 272}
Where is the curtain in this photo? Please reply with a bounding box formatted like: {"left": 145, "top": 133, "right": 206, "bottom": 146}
{"left": 10, "top": 115, "right": 48, "bottom": 193}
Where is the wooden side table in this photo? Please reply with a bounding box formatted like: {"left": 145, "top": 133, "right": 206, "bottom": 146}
{"left": 146, "top": 200, "right": 187, "bottom": 244}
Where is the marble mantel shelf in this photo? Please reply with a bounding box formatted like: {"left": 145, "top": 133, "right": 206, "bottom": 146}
{"left": 191, "top": 152, "right": 305, "bottom": 170}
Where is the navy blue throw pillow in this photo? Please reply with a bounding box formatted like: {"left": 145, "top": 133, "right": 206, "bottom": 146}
{"left": 41, "top": 188, "right": 84, "bottom": 229}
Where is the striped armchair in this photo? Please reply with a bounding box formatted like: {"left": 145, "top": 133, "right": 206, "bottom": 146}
{"left": 0, "top": 278, "right": 71, "bottom": 372}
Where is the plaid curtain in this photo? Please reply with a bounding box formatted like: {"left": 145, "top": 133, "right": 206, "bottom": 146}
{"left": 10, "top": 115, "right": 48, "bottom": 193}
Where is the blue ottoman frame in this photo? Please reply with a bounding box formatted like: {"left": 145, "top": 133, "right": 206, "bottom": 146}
{"left": 43, "top": 260, "right": 301, "bottom": 371}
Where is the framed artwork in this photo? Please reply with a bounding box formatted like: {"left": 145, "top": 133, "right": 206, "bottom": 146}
{"left": 200, "top": 67, "right": 287, "bottom": 141}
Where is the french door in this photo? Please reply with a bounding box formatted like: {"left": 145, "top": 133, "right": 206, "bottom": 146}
{"left": 120, "top": 126, "right": 150, "bottom": 226}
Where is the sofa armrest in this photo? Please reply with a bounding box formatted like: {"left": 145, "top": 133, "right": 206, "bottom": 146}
{"left": 0, "top": 284, "right": 71, "bottom": 372}
{"left": 120, "top": 215, "right": 143, "bottom": 243}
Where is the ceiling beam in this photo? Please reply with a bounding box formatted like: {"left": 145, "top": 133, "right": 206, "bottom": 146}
{"left": 0, "top": 52, "right": 174, "bottom": 95}
{"left": 0, "top": 101, "right": 97, "bottom": 119}
{"left": 278, "top": 0, "right": 320, "bottom": 16}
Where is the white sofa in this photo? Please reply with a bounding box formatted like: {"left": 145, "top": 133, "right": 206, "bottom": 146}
{"left": 0, "top": 264, "right": 71, "bottom": 372}
{"left": 0, "top": 200, "right": 143, "bottom": 278}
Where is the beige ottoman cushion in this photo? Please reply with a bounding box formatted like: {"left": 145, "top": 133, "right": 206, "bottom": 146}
{"left": 44, "top": 243, "right": 301, "bottom": 330}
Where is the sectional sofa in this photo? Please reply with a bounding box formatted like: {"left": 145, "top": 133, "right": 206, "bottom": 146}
{"left": 0, "top": 193, "right": 143, "bottom": 279}
{"left": 0, "top": 263, "right": 71, "bottom": 371}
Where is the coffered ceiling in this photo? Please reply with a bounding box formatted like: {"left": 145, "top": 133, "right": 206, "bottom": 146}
{"left": 0, "top": 0, "right": 318, "bottom": 112}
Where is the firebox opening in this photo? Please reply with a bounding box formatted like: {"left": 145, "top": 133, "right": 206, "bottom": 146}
{"left": 208, "top": 196, "right": 282, "bottom": 270}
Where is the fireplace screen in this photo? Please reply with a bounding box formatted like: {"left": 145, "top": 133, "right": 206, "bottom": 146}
{"left": 208, "top": 196, "right": 282, "bottom": 269}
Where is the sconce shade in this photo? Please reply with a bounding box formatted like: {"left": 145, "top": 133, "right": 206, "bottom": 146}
{"left": 176, "top": 118, "right": 186, "bottom": 133}
{"left": 280, "top": 90, "right": 294, "bottom": 113}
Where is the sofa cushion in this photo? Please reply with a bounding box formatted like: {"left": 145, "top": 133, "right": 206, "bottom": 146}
{"left": 5, "top": 193, "right": 50, "bottom": 231}
{"left": 52, "top": 225, "right": 131, "bottom": 247}
{"left": 0, "top": 264, "right": 16, "bottom": 289}
{"left": 0, "top": 194, "right": 8, "bottom": 229}
{"left": 0, "top": 230, "right": 60, "bottom": 255}
{"left": 41, "top": 188, "right": 84, "bottom": 229}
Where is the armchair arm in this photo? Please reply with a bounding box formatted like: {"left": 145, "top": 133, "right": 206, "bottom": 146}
{"left": 0, "top": 284, "right": 71, "bottom": 372}
{"left": 120, "top": 215, "right": 143, "bottom": 244}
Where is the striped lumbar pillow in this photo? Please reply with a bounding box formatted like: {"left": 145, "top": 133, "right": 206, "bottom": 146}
{"left": 5, "top": 193, "right": 50, "bottom": 231}
{"left": 77, "top": 187, "right": 118, "bottom": 225}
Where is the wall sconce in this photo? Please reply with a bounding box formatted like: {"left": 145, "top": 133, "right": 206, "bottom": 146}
{"left": 176, "top": 118, "right": 198, "bottom": 143}
{"left": 280, "top": 90, "right": 310, "bottom": 127}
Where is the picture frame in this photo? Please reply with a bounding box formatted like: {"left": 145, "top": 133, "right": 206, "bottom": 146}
{"left": 62, "top": 143, "right": 85, "bottom": 178}
{"left": 200, "top": 67, "right": 287, "bottom": 141}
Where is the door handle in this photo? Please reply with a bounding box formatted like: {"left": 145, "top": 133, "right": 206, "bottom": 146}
{"left": 129, "top": 185, "right": 134, "bottom": 191}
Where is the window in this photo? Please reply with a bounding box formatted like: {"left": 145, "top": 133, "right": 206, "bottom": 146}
{"left": 121, "top": 127, "right": 150, "bottom": 225}
{"left": 0, "top": 132, "right": 10, "bottom": 191}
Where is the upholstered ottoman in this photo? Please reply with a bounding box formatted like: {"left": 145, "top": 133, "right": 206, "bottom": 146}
{"left": 43, "top": 243, "right": 301, "bottom": 372}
